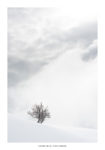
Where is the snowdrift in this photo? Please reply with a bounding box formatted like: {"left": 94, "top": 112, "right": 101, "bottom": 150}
{"left": 8, "top": 114, "right": 97, "bottom": 143}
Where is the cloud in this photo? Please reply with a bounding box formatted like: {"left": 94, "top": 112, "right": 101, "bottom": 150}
{"left": 8, "top": 56, "right": 48, "bottom": 86}
{"left": 81, "top": 40, "right": 97, "bottom": 61}
{"left": 58, "top": 21, "right": 97, "bottom": 47}
{"left": 8, "top": 8, "right": 97, "bottom": 87}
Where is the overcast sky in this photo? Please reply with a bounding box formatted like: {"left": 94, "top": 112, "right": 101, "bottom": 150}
{"left": 8, "top": 8, "right": 97, "bottom": 129}
{"left": 8, "top": 8, "right": 97, "bottom": 87}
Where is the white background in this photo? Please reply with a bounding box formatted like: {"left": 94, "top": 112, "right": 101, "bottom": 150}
{"left": 0, "top": 0, "right": 105, "bottom": 149}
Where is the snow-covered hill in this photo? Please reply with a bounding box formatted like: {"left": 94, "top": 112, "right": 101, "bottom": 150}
{"left": 8, "top": 114, "right": 97, "bottom": 142}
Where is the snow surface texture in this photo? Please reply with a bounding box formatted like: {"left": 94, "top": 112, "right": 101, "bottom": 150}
{"left": 8, "top": 114, "right": 97, "bottom": 143}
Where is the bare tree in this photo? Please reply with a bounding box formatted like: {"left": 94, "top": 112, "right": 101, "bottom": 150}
{"left": 28, "top": 103, "right": 50, "bottom": 123}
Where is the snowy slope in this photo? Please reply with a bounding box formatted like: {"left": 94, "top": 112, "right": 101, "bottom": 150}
{"left": 8, "top": 114, "right": 97, "bottom": 143}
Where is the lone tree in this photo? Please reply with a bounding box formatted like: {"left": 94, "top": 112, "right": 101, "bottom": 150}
{"left": 28, "top": 103, "right": 50, "bottom": 123}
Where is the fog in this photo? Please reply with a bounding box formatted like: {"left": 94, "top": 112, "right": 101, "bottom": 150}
{"left": 8, "top": 49, "right": 97, "bottom": 129}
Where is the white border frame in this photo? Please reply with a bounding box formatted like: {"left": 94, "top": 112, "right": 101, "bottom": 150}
{"left": 0, "top": 0, "right": 105, "bottom": 149}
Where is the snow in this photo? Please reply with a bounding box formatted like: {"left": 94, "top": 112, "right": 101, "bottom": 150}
{"left": 8, "top": 114, "right": 97, "bottom": 142}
